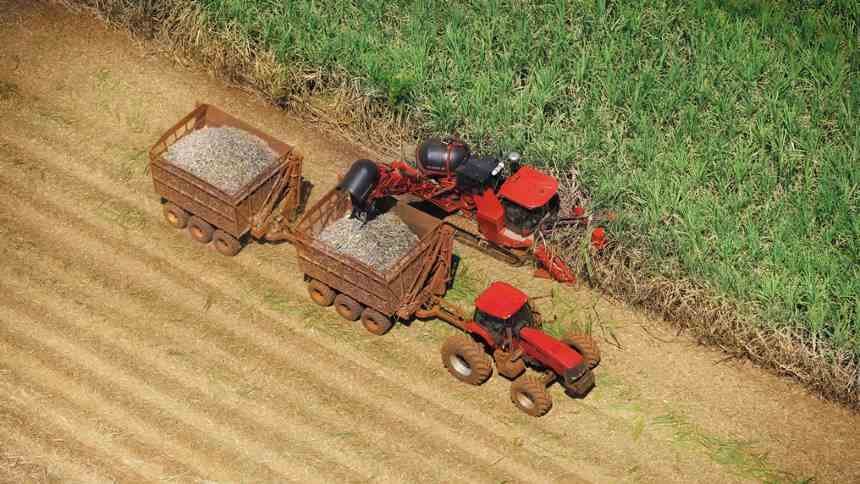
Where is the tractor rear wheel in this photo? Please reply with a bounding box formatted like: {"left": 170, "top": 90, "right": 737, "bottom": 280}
{"left": 307, "top": 280, "right": 335, "bottom": 307}
{"left": 361, "top": 308, "right": 393, "bottom": 336}
{"left": 163, "top": 202, "right": 189, "bottom": 229}
{"left": 188, "top": 216, "right": 214, "bottom": 244}
{"left": 440, "top": 335, "right": 492, "bottom": 385}
{"left": 563, "top": 333, "right": 601, "bottom": 369}
{"left": 510, "top": 375, "right": 553, "bottom": 417}
{"left": 213, "top": 230, "right": 242, "bottom": 256}
{"left": 334, "top": 294, "right": 363, "bottom": 321}
{"left": 493, "top": 348, "right": 525, "bottom": 379}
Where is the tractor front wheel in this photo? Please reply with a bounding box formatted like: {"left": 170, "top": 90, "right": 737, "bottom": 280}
{"left": 440, "top": 335, "right": 492, "bottom": 385}
{"left": 510, "top": 375, "right": 553, "bottom": 417}
{"left": 563, "top": 333, "right": 601, "bottom": 369}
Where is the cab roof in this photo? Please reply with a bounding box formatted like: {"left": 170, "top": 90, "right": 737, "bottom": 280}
{"left": 475, "top": 281, "right": 529, "bottom": 320}
{"left": 498, "top": 165, "right": 558, "bottom": 209}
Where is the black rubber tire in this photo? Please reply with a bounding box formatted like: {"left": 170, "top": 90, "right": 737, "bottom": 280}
{"left": 563, "top": 369, "right": 595, "bottom": 398}
{"left": 493, "top": 348, "right": 525, "bottom": 380}
{"left": 563, "top": 333, "right": 601, "bottom": 369}
{"left": 163, "top": 202, "right": 189, "bottom": 229}
{"left": 361, "top": 308, "right": 393, "bottom": 336}
{"left": 510, "top": 375, "right": 553, "bottom": 417}
{"left": 307, "top": 280, "right": 335, "bottom": 307}
{"left": 212, "top": 230, "right": 242, "bottom": 256}
{"left": 334, "top": 294, "right": 363, "bottom": 321}
{"left": 440, "top": 335, "right": 492, "bottom": 385}
{"left": 188, "top": 216, "right": 214, "bottom": 244}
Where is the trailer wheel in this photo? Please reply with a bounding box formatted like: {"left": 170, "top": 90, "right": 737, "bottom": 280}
{"left": 213, "top": 230, "right": 242, "bottom": 256}
{"left": 334, "top": 294, "right": 363, "bottom": 321}
{"left": 441, "top": 335, "right": 492, "bottom": 385}
{"left": 510, "top": 375, "right": 553, "bottom": 417}
{"left": 307, "top": 280, "right": 335, "bottom": 307}
{"left": 493, "top": 348, "right": 525, "bottom": 379}
{"left": 361, "top": 308, "right": 393, "bottom": 336}
{"left": 563, "top": 334, "right": 601, "bottom": 369}
{"left": 188, "top": 216, "right": 214, "bottom": 244}
{"left": 562, "top": 369, "right": 595, "bottom": 398}
{"left": 163, "top": 203, "right": 189, "bottom": 229}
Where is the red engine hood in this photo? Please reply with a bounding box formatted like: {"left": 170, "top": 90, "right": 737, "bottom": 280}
{"left": 498, "top": 166, "right": 558, "bottom": 209}
{"left": 519, "top": 327, "right": 583, "bottom": 374}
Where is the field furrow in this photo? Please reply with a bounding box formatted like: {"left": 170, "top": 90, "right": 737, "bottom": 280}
{"left": 0, "top": 248, "right": 531, "bottom": 483}
{"left": 1, "top": 2, "right": 857, "bottom": 483}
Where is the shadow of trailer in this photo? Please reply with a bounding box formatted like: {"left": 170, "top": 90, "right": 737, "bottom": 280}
{"left": 149, "top": 103, "right": 304, "bottom": 256}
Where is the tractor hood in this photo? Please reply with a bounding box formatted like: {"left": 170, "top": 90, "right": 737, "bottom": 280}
{"left": 519, "top": 327, "right": 584, "bottom": 376}
{"left": 498, "top": 166, "right": 558, "bottom": 209}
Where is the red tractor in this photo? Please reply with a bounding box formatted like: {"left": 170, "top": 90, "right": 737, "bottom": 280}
{"left": 417, "top": 281, "right": 600, "bottom": 416}
{"left": 339, "top": 138, "right": 607, "bottom": 284}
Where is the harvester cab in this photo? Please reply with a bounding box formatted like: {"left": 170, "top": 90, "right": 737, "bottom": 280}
{"left": 497, "top": 165, "right": 561, "bottom": 237}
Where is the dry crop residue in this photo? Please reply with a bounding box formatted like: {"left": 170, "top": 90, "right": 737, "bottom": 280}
{"left": 0, "top": 1, "right": 857, "bottom": 483}
{"left": 166, "top": 126, "right": 276, "bottom": 194}
{"left": 318, "top": 212, "right": 418, "bottom": 270}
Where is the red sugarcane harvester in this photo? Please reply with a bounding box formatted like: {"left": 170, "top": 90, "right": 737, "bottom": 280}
{"left": 339, "top": 138, "right": 607, "bottom": 283}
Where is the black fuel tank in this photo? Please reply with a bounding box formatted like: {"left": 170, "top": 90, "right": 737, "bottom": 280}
{"left": 415, "top": 138, "right": 470, "bottom": 177}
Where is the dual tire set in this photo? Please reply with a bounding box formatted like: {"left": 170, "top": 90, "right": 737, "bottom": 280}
{"left": 441, "top": 333, "right": 601, "bottom": 417}
{"left": 162, "top": 202, "right": 243, "bottom": 257}
{"left": 307, "top": 279, "right": 394, "bottom": 336}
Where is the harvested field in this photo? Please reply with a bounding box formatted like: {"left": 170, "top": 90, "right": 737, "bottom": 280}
{"left": 318, "top": 212, "right": 418, "bottom": 270}
{"left": 0, "top": 2, "right": 858, "bottom": 483}
{"left": 166, "top": 126, "right": 276, "bottom": 195}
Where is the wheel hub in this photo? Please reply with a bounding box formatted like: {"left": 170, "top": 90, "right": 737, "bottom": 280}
{"left": 517, "top": 392, "right": 535, "bottom": 409}
{"left": 450, "top": 354, "right": 472, "bottom": 376}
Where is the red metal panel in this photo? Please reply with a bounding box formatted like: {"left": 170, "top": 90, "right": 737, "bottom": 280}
{"left": 497, "top": 165, "right": 558, "bottom": 209}
{"left": 474, "top": 188, "right": 505, "bottom": 242}
{"left": 518, "top": 327, "right": 583, "bottom": 375}
{"left": 474, "top": 281, "right": 529, "bottom": 319}
{"left": 464, "top": 321, "right": 496, "bottom": 348}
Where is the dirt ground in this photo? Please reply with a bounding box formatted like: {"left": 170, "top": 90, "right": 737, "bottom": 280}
{"left": 0, "top": 1, "right": 857, "bottom": 482}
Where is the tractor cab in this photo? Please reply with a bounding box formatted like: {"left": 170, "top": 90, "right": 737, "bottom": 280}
{"left": 497, "top": 165, "right": 561, "bottom": 236}
{"left": 473, "top": 282, "right": 538, "bottom": 342}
